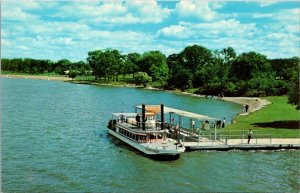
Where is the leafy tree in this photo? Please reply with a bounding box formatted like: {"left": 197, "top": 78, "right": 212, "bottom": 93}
{"left": 87, "top": 49, "right": 122, "bottom": 81}
{"left": 139, "top": 51, "right": 169, "bottom": 81}
{"left": 87, "top": 50, "right": 106, "bottom": 80}
{"left": 220, "top": 47, "right": 236, "bottom": 63}
{"left": 269, "top": 57, "right": 299, "bottom": 81}
{"left": 124, "top": 52, "right": 141, "bottom": 79}
{"left": 231, "top": 52, "right": 270, "bottom": 80}
{"left": 178, "top": 44, "right": 213, "bottom": 70}
{"left": 134, "top": 72, "right": 152, "bottom": 87}
{"left": 287, "top": 75, "right": 300, "bottom": 110}
{"left": 216, "top": 47, "right": 236, "bottom": 83}
{"left": 72, "top": 61, "right": 92, "bottom": 76}
{"left": 53, "top": 59, "right": 72, "bottom": 75}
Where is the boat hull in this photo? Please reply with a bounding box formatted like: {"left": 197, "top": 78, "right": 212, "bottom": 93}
{"left": 108, "top": 129, "right": 184, "bottom": 159}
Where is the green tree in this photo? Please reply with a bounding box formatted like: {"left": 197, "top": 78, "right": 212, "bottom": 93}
{"left": 124, "top": 52, "right": 141, "bottom": 79}
{"left": 287, "top": 75, "right": 300, "bottom": 110}
{"left": 139, "top": 51, "right": 169, "bottom": 81}
{"left": 87, "top": 50, "right": 105, "bottom": 80}
{"left": 53, "top": 59, "right": 72, "bottom": 75}
{"left": 231, "top": 52, "right": 271, "bottom": 80}
{"left": 178, "top": 44, "right": 213, "bottom": 70}
{"left": 87, "top": 49, "right": 122, "bottom": 81}
{"left": 269, "top": 57, "right": 299, "bottom": 81}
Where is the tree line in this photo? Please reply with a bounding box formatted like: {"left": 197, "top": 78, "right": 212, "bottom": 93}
{"left": 1, "top": 44, "right": 299, "bottom": 108}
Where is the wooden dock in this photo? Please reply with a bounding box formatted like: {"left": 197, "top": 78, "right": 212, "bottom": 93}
{"left": 183, "top": 138, "right": 300, "bottom": 151}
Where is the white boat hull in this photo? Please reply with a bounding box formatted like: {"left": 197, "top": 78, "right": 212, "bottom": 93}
{"left": 108, "top": 129, "right": 185, "bottom": 156}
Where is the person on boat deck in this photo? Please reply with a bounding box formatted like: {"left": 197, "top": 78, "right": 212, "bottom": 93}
{"left": 120, "top": 114, "right": 124, "bottom": 122}
{"left": 136, "top": 113, "right": 141, "bottom": 128}
{"left": 248, "top": 129, "right": 253, "bottom": 144}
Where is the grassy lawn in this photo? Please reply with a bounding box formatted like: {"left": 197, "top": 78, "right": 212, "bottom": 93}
{"left": 226, "top": 96, "right": 300, "bottom": 138}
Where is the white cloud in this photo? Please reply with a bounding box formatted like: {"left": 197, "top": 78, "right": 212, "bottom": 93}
{"left": 158, "top": 19, "right": 257, "bottom": 39}
{"left": 259, "top": 1, "right": 278, "bottom": 7}
{"left": 126, "top": 0, "right": 171, "bottom": 23}
{"left": 157, "top": 25, "right": 194, "bottom": 38}
{"left": 253, "top": 8, "right": 300, "bottom": 26}
{"left": 2, "top": 6, "right": 39, "bottom": 22}
{"left": 175, "top": 0, "right": 224, "bottom": 21}
{"left": 1, "top": 1, "right": 299, "bottom": 61}
{"left": 53, "top": 1, "right": 171, "bottom": 24}
{"left": 275, "top": 8, "right": 300, "bottom": 25}
{"left": 2, "top": 16, "right": 155, "bottom": 61}
{"left": 266, "top": 32, "right": 297, "bottom": 40}
{"left": 2, "top": 0, "right": 40, "bottom": 10}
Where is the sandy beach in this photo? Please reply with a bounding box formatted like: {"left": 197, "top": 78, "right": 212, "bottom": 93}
{"left": 170, "top": 90, "right": 271, "bottom": 115}
{"left": 221, "top": 97, "right": 271, "bottom": 115}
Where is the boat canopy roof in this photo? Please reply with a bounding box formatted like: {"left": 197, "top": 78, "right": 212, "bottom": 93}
{"left": 112, "top": 113, "right": 137, "bottom": 117}
{"left": 136, "top": 105, "right": 217, "bottom": 121}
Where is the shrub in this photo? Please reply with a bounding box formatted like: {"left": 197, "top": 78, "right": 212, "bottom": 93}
{"left": 134, "top": 72, "right": 152, "bottom": 87}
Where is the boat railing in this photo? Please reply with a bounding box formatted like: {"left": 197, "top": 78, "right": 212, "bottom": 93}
{"left": 116, "top": 121, "right": 168, "bottom": 134}
{"left": 176, "top": 129, "right": 273, "bottom": 145}
{"left": 218, "top": 134, "right": 273, "bottom": 145}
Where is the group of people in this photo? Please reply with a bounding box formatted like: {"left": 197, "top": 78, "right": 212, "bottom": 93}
{"left": 216, "top": 117, "right": 226, "bottom": 128}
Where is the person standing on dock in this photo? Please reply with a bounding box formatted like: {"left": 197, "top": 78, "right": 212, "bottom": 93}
{"left": 247, "top": 129, "right": 253, "bottom": 144}
{"left": 192, "top": 120, "right": 195, "bottom": 131}
{"left": 222, "top": 117, "right": 226, "bottom": 128}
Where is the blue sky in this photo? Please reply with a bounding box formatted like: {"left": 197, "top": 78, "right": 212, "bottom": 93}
{"left": 2, "top": 0, "right": 300, "bottom": 62}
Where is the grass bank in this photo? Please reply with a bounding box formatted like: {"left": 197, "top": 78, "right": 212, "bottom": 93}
{"left": 226, "top": 96, "right": 300, "bottom": 138}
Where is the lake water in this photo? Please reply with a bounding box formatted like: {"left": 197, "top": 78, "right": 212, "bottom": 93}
{"left": 1, "top": 78, "right": 299, "bottom": 192}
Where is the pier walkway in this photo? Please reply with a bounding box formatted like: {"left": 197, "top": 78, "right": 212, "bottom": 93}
{"left": 183, "top": 138, "right": 300, "bottom": 151}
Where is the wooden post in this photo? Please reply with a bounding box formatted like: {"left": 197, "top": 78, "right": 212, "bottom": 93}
{"left": 161, "top": 104, "right": 164, "bottom": 130}
{"left": 142, "top": 104, "right": 146, "bottom": 130}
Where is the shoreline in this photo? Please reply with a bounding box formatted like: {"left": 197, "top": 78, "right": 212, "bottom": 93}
{"left": 1, "top": 74, "right": 72, "bottom": 81}
{"left": 1, "top": 74, "right": 270, "bottom": 114}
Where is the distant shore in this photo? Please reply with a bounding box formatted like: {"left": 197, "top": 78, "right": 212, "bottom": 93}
{"left": 1, "top": 74, "right": 270, "bottom": 114}
{"left": 1, "top": 74, "right": 72, "bottom": 81}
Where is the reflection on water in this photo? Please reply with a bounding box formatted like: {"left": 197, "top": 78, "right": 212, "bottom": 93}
{"left": 2, "top": 78, "right": 299, "bottom": 192}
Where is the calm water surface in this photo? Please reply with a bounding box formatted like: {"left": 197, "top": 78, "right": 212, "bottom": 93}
{"left": 2, "top": 78, "right": 299, "bottom": 192}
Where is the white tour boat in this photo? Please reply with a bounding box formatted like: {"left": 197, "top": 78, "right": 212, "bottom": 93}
{"left": 107, "top": 104, "right": 185, "bottom": 159}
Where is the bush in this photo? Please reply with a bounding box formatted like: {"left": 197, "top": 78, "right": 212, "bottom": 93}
{"left": 69, "top": 70, "right": 77, "bottom": 80}
{"left": 134, "top": 72, "right": 152, "bottom": 87}
{"left": 245, "top": 89, "right": 266, "bottom": 97}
